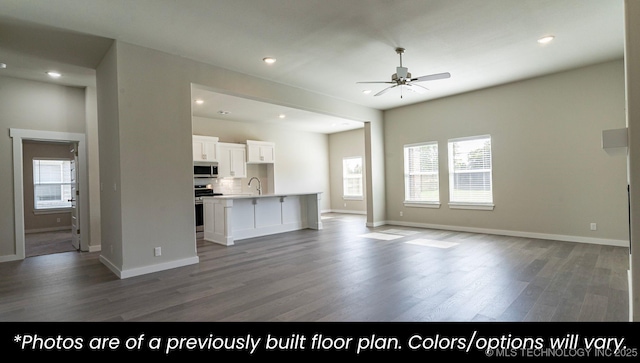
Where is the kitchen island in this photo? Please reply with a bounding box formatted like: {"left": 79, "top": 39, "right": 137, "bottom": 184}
{"left": 202, "top": 192, "right": 323, "bottom": 246}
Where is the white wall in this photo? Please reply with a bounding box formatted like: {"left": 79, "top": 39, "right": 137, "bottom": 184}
{"left": 329, "top": 128, "right": 366, "bottom": 213}
{"left": 85, "top": 86, "right": 101, "bottom": 252}
{"left": 95, "top": 43, "right": 123, "bottom": 268}
{"left": 192, "top": 116, "right": 331, "bottom": 211}
{"left": 624, "top": 0, "right": 640, "bottom": 321}
{"left": 384, "top": 60, "right": 628, "bottom": 245}
{"left": 97, "top": 42, "right": 199, "bottom": 276}
{"left": 95, "top": 41, "right": 381, "bottom": 278}
{"left": 0, "top": 76, "right": 86, "bottom": 258}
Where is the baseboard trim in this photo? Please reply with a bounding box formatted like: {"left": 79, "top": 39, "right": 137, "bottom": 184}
{"left": 384, "top": 220, "right": 629, "bottom": 247}
{"left": 98, "top": 255, "right": 120, "bottom": 277}
{"left": 0, "top": 254, "right": 21, "bottom": 263}
{"left": 366, "top": 220, "right": 387, "bottom": 228}
{"left": 325, "top": 209, "right": 367, "bottom": 215}
{"left": 25, "top": 226, "right": 72, "bottom": 234}
{"left": 100, "top": 255, "right": 200, "bottom": 279}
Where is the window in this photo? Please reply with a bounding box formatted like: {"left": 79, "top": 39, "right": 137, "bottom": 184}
{"left": 33, "top": 159, "right": 73, "bottom": 210}
{"left": 447, "top": 135, "right": 494, "bottom": 210}
{"left": 342, "top": 156, "right": 363, "bottom": 199}
{"left": 403, "top": 142, "right": 439, "bottom": 207}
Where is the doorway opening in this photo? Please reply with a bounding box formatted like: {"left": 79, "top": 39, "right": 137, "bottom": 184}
{"left": 9, "top": 128, "right": 88, "bottom": 260}
{"left": 23, "top": 141, "right": 78, "bottom": 257}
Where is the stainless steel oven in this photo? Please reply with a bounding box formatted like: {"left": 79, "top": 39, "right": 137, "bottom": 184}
{"left": 194, "top": 184, "right": 222, "bottom": 232}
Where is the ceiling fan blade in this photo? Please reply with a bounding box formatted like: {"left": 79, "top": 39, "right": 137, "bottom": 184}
{"left": 405, "top": 83, "right": 428, "bottom": 93}
{"left": 374, "top": 84, "right": 397, "bottom": 96}
{"left": 356, "top": 81, "right": 395, "bottom": 84}
{"left": 411, "top": 72, "right": 451, "bottom": 82}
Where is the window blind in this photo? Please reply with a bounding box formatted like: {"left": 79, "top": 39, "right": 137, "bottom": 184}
{"left": 33, "top": 159, "right": 72, "bottom": 210}
{"left": 447, "top": 135, "right": 493, "bottom": 205}
{"left": 404, "top": 142, "right": 439, "bottom": 203}
{"left": 342, "top": 156, "right": 363, "bottom": 198}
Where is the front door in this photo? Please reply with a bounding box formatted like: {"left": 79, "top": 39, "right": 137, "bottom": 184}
{"left": 70, "top": 143, "right": 80, "bottom": 250}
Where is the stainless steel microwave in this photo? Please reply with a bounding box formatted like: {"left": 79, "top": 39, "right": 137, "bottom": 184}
{"left": 194, "top": 164, "right": 218, "bottom": 178}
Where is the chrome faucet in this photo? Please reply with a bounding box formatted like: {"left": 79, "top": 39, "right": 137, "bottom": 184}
{"left": 248, "top": 177, "right": 262, "bottom": 195}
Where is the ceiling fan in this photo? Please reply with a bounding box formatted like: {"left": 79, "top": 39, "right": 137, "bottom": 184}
{"left": 357, "top": 47, "right": 450, "bottom": 97}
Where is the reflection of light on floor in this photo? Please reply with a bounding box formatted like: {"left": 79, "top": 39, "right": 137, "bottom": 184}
{"left": 380, "top": 229, "right": 420, "bottom": 236}
{"left": 405, "top": 239, "right": 459, "bottom": 249}
{"left": 358, "top": 232, "right": 403, "bottom": 240}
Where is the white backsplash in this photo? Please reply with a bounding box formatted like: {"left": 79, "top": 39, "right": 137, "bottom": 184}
{"left": 216, "top": 178, "right": 244, "bottom": 194}
{"left": 194, "top": 165, "right": 271, "bottom": 195}
{"left": 211, "top": 177, "right": 271, "bottom": 195}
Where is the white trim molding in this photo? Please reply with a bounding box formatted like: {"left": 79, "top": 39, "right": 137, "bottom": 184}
{"left": 32, "top": 208, "right": 73, "bottom": 215}
{"left": 10, "top": 128, "right": 89, "bottom": 259}
{"left": 449, "top": 202, "right": 495, "bottom": 211}
{"left": 384, "top": 219, "right": 629, "bottom": 247}
{"left": 326, "top": 209, "right": 367, "bottom": 215}
{"left": 100, "top": 255, "right": 199, "bottom": 279}
{"left": 343, "top": 196, "right": 364, "bottom": 201}
{"left": 404, "top": 201, "right": 441, "bottom": 209}
{"left": 366, "top": 220, "right": 387, "bottom": 228}
{"left": 25, "top": 226, "right": 72, "bottom": 234}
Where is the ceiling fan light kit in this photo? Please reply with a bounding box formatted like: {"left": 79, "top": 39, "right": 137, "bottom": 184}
{"left": 357, "top": 47, "right": 450, "bottom": 98}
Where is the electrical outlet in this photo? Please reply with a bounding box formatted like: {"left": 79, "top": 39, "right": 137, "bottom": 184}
{"left": 590, "top": 223, "right": 597, "bottom": 231}
{"left": 400, "top": 211, "right": 403, "bottom": 217}
{"left": 154, "top": 247, "right": 162, "bottom": 256}
{"left": 344, "top": 203, "right": 347, "bottom": 207}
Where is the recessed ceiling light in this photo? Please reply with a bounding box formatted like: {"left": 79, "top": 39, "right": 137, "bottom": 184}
{"left": 362, "top": 90, "right": 372, "bottom": 95}
{"left": 218, "top": 110, "right": 230, "bottom": 115}
{"left": 537, "top": 35, "right": 555, "bottom": 44}
{"left": 195, "top": 99, "right": 204, "bottom": 105}
{"left": 263, "top": 57, "right": 276, "bottom": 64}
{"left": 0, "top": 63, "right": 6, "bottom": 69}
{"left": 46, "top": 71, "right": 61, "bottom": 78}
{"left": 278, "top": 114, "right": 286, "bottom": 119}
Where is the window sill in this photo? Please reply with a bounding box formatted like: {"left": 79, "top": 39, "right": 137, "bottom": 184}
{"left": 33, "top": 208, "right": 72, "bottom": 215}
{"left": 448, "top": 202, "right": 494, "bottom": 211}
{"left": 343, "top": 196, "right": 364, "bottom": 201}
{"left": 404, "top": 201, "right": 441, "bottom": 209}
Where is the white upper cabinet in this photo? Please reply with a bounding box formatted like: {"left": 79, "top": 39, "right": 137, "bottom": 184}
{"left": 193, "top": 135, "right": 219, "bottom": 162}
{"left": 217, "top": 142, "right": 247, "bottom": 178}
{"left": 246, "top": 140, "right": 275, "bottom": 163}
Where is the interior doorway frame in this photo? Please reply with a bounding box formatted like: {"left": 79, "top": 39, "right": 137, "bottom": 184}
{"left": 10, "top": 128, "right": 89, "bottom": 259}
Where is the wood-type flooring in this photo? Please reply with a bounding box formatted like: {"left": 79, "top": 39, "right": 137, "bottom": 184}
{"left": 0, "top": 214, "right": 629, "bottom": 322}
{"left": 24, "top": 229, "right": 76, "bottom": 257}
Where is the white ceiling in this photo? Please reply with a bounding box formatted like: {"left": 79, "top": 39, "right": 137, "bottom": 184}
{"left": 0, "top": 0, "right": 625, "bottom": 133}
{"left": 191, "top": 85, "right": 364, "bottom": 133}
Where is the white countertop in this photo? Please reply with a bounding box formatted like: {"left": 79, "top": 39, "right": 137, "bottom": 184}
{"left": 203, "top": 192, "right": 322, "bottom": 200}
